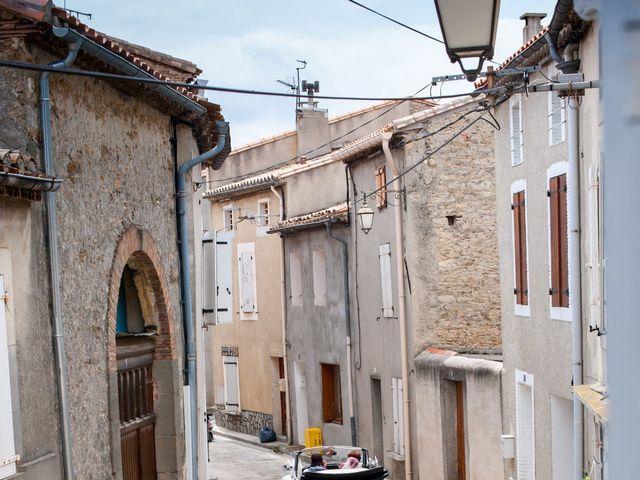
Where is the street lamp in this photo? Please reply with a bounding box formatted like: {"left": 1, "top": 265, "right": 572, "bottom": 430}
{"left": 434, "top": 0, "right": 501, "bottom": 81}
{"left": 356, "top": 199, "right": 374, "bottom": 235}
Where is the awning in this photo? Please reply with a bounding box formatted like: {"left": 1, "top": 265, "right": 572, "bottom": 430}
{"left": 574, "top": 383, "right": 608, "bottom": 423}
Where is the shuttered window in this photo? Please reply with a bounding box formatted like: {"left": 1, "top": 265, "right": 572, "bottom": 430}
{"left": 290, "top": 252, "right": 303, "bottom": 306}
{"left": 379, "top": 244, "right": 394, "bottom": 317}
{"left": 312, "top": 250, "right": 327, "bottom": 306}
{"left": 510, "top": 96, "right": 524, "bottom": 166}
{"left": 548, "top": 92, "right": 566, "bottom": 146}
{"left": 515, "top": 371, "right": 535, "bottom": 480}
{"left": 549, "top": 174, "right": 569, "bottom": 308}
{"left": 215, "top": 236, "right": 233, "bottom": 325}
{"left": 0, "top": 276, "right": 17, "bottom": 479}
{"left": 223, "top": 355, "right": 240, "bottom": 414}
{"left": 321, "top": 363, "right": 342, "bottom": 424}
{"left": 512, "top": 190, "right": 529, "bottom": 306}
{"left": 392, "top": 377, "right": 405, "bottom": 456}
{"left": 375, "top": 165, "right": 388, "bottom": 209}
{"left": 238, "top": 243, "right": 257, "bottom": 316}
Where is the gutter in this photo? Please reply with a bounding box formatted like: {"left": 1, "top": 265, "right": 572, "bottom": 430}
{"left": 0, "top": 171, "right": 62, "bottom": 191}
{"left": 39, "top": 25, "right": 83, "bottom": 480}
{"left": 175, "top": 120, "right": 229, "bottom": 480}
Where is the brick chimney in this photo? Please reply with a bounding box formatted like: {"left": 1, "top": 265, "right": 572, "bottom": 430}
{"left": 520, "top": 12, "right": 547, "bottom": 44}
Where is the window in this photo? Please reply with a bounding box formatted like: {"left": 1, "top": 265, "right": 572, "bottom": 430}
{"left": 215, "top": 234, "right": 233, "bottom": 325}
{"left": 548, "top": 92, "right": 566, "bottom": 146}
{"left": 223, "top": 355, "right": 240, "bottom": 414}
{"left": 258, "top": 199, "right": 270, "bottom": 227}
{"left": 223, "top": 204, "right": 234, "bottom": 232}
{"left": 375, "top": 165, "right": 387, "bottom": 209}
{"left": 510, "top": 96, "right": 524, "bottom": 166}
{"left": 379, "top": 243, "right": 393, "bottom": 318}
{"left": 321, "top": 363, "right": 342, "bottom": 424}
{"left": 392, "top": 377, "right": 405, "bottom": 456}
{"left": 0, "top": 275, "right": 17, "bottom": 479}
{"left": 548, "top": 172, "right": 569, "bottom": 311}
{"left": 312, "top": 250, "right": 327, "bottom": 306}
{"left": 289, "top": 252, "right": 302, "bottom": 306}
{"left": 237, "top": 243, "right": 257, "bottom": 317}
{"left": 115, "top": 265, "right": 145, "bottom": 334}
{"left": 512, "top": 183, "right": 529, "bottom": 314}
{"left": 515, "top": 370, "right": 535, "bottom": 480}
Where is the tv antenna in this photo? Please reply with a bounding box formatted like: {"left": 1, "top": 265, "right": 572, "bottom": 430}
{"left": 276, "top": 60, "right": 308, "bottom": 111}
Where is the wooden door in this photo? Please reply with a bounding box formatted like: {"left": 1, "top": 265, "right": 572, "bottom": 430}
{"left": 278, "top": 357, "right": 287, "bottom": 435}
{"left": 117, "top": 338, "right": 156, "bottom": 480}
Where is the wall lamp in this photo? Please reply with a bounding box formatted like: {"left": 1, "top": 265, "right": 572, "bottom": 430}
{"left": 356, "top": 196, "right": 375, "bottom": 235}
{"left": 433, "top": 0, "right": 501, "bottom": 81}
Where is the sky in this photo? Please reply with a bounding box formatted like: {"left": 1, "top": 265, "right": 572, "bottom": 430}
{"left": 63, "top": 1, "right": 557, "bottom": 147}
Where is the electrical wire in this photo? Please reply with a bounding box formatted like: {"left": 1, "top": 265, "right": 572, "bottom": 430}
{"left": 346, "top": 0, "right": 444, "bottom": 44}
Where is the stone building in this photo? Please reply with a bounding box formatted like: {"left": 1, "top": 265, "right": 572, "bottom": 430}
{"left": 487, "top": 6, "right": 603, "bottom": 480}
{"left": 0, "top": 2, "right": 228, "bottom": 479}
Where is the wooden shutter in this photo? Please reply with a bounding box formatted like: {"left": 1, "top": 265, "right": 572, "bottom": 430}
{"left": 312, "top": 250, "right": 327, "bottom": 306}
{"left": 379, "top": 244, "right": 394, "bottom": 317}
{"left": 548, "top": 92, "right": 565, "bottom": 145}
{"left": 392, "top": 377, "right": 404, "bottom": 456}
{"left": 510, "top": 97, "right": 523, "bottom": 165}
{"left": 223, "top": 356, "right": 240, "bottom": 413}
{"left": 375, "top": 166, "right": 387, "bottom": 208}
{"left": 0, "top": 276, "right": 17, "bottom": 479}
{"left": 238, "top": 243, "right": 256, "bottom": 314}
{"left": 512, "top": 191, "right": 528, "bottom": 305}
{"left": 215, "top": 238, "right": 232, "bottom": 324}
{"left": 549, "top": 175, "right": 569, "bottom": 308}
{"left": 289, "top": 252, "right": 303, "bottom": 306}
{"left": 515, "top": 374, "right": 535, "bottom": 480}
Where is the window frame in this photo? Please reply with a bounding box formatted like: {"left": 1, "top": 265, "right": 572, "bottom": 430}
{"left": 222, "top": 204, "right": 234, "bottom": 232}
{"left": 548, "top": 91, "right": 566, "bottom": 146}
{"left": 510, "top": 95, "right": 524, "bottom": 166}
{"left": 547, "top": 162, "right": 571, "bottom": 321}
{"left": 511, "top": 180, "right": 530, "bottom": 317}
{"left": 320, "top": 363, "right": 343, "bottom": 425}
{"left": 257, "top": 198, "right": 271, "bottom": 236}
{"left": 375, "top": 165, "right": 388, "bottom": 209}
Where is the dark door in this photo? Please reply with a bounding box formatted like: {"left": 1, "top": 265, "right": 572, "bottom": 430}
{"left": 443, "top": 380, "right": 466, "bottom": 480}
{"left": 370, "top": 378, "right": 384, "bottom": 466}
{"left": 279, "top": 357, "right": 287, "bottom": 435}
{"left": 117, "top": 338, "right": 157, "bottom": 480}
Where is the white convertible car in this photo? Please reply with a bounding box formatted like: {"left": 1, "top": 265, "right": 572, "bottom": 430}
{"left": 283, "top": 446, "right": 388, "bottom": 480}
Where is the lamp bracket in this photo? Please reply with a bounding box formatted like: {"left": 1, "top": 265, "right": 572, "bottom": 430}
{"left": 431, "top": 65, "right": 541, "bottom": 84}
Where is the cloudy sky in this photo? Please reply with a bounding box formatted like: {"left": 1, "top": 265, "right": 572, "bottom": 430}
{"left": 64, "top": 1, "right": 556, "bottom": 147}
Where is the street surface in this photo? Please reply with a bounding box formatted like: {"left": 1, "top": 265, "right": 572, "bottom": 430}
{"left": 208, "top": 435, "right": 290, "bottom": 480}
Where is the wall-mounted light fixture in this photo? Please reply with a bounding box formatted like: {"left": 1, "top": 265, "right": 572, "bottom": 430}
{"left": 356, "top": 196, "right": 375, "bottom": 235}
{"left": 433, "top": 0, "right": 501, "bottom": 81}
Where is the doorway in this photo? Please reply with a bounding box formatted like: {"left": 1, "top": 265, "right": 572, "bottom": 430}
{"left": 370, "top": 378, "right": 384, "bottom": 466}
{"left": 293, "top": 361, "right": 309, "bottom": 444}
{"left": 442, "top": 380, "right": 466, "bottom": 480}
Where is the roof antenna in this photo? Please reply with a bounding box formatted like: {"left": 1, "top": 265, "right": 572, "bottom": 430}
{"left": 296, "top": 60, "right": 307, "bottom": 109}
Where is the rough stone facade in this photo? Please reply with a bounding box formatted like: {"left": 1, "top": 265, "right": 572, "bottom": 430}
{"left": 0, "top": 34, "right": 199, "bottom": 479}
{"left": 211, "top": 405, "right": 274, "bottom": 437}
{"left": 404, "top": 105, "right": 501, "bottom": 353}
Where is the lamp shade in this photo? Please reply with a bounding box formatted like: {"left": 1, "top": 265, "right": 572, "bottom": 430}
{"left": 434, "top": 0, "right": 501, "bottom": 80}
{"left": 357, "top": 204, "right": 375, "bottom": 235}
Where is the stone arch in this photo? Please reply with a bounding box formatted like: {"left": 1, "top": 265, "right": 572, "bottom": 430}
{"left": 106, "top": 225, "right": 183, "bottom": 479}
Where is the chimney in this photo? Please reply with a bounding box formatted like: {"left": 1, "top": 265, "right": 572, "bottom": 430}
{"left": 520, "top": 12, "right": 547, "bottom": 44}
{"left": 296, "top": 79, "right": 330, "bottom": 161}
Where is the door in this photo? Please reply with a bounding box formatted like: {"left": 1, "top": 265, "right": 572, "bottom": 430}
{"left": 117, "top": 338, "right": 156, "bottom": 480}
{"left": 442, "top": 380, "right": 466, "bottom": 480}
{"left": 551, "top": 395, "right": 573, "bottom": 480}
{"left": 279, "top": 357, "right": 287, "bottom": 436}
{"left": 294, "top": 361, "right": 309, "bottom": 444}
{"left": 370, "top": 378, "right": 384, "bottom": 466}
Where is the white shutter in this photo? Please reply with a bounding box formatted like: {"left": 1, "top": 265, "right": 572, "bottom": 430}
{"left": 223, "top": 356, "right": 240, "bottom": 414}
{"left": 237, "top": 243, "right": 257, "bottom": 316}
{"left": 290, "top": 252, "right": 303, "bottom": 306}
{"left": 0, "top": 276, "right": 17, "bottom": 479}
{"left": 392, "top": 377, "right": 404, "bottom": 456}
{"left": 548, "top": 92, "right": 566, "bottom": 146}
{"left": 516, "top": 371, "right": 535, "bottom": 480}
{"left": 379, "top": 244, "right": 393, "bottom": 318}
{"left": 215, "top": 236, "right": 233, "bottom": 325}
{"left": 202, "top": 231, "right": 216, "bottom": 325}
{"left": 312, "top": 250, "right": 327, "bottom": 306}
{"left": 510, "top": 96, "right": 524, "bottom": 165}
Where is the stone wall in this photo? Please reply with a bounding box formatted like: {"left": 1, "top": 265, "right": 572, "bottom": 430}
{"left": 405, "top": 104, "right": 501, "bottom": 353}
{"left": 211, "top": 405, "right": 274, "bottom": 437}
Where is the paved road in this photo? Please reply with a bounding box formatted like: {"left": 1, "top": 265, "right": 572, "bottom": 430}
{"left": 207, "top": 434, "right": 291, "bottom": 480}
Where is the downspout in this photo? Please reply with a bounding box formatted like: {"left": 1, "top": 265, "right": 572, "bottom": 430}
{"left": 381, "top": 130, "right": 412, "bottom": 480}
{"left": 325, "top": 221, "right": 357, "bottom": 447}
{"left": 271, "top": 185, "right": 293, "bottom": 443}
{"left": 545, "top": 0, "right": 573, "bottom": 64}
{"left": 176, "top": 120, "right": 229, "bottom": 480}
{"left": 563, "top": 42, "right": 584, "bottom": 480}
{"left": 40, "top": 25, "right": 83, "bottom": 480}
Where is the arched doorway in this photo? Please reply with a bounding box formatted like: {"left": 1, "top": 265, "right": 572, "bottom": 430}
{"left": 107, "top": 227, "right": 181, "bottom": 479}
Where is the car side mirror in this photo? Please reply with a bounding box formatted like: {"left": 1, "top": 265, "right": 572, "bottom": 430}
{"left": 283, "top": 464, "right": 292, "bottom": 471}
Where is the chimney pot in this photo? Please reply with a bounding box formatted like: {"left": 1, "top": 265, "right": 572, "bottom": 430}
{"left": 520, "top": 12, "right": 547, "bottom": 44}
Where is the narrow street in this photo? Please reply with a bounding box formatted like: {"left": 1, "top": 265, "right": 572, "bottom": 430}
{"left": 208, "top": 435, "right": 290, "bottom": 480}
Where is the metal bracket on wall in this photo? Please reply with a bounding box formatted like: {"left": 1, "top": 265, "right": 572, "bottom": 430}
{"left": 431, "top": 65, "right": 541, "bottom": 84}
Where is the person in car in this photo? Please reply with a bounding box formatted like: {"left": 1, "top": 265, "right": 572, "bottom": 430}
{"left": 306, "top": 453, "right": 327, "bottom": 472}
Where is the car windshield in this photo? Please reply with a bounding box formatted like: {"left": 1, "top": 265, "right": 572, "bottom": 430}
{"left": 295, "top": 446, "right": 365, "bottom": 476}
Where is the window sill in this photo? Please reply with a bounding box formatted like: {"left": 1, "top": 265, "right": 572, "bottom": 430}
{"left": 514, "top": 304, "right": 530, "bottom": 317}
{"left": 550, "top": 306, "right": 571, "bottom": 322}
{"left": 386, "top": 452, "right": 404, "bottom": 462}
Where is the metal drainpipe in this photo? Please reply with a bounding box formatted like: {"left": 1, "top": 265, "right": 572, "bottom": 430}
{"left": 176, "top": 120, "right": 229, "bottom": 480}
{"left": 381, "top": 130, "right": 412, "bottom": 480}
{"left": 563, "top": 42, "right": 584, "bottom": 480}
{"left": 40, "top": 26, "right": 83, "bottom": 480}
{"left": 271, "top": 185, "right": 293, "bottom": 443}
{"left": 325, "top": 221, "right": 357, "bottom": 447}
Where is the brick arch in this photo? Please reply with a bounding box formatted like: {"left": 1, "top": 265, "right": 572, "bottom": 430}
{"left": 106, "top": 225, "right": 176, "bottom": 372}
